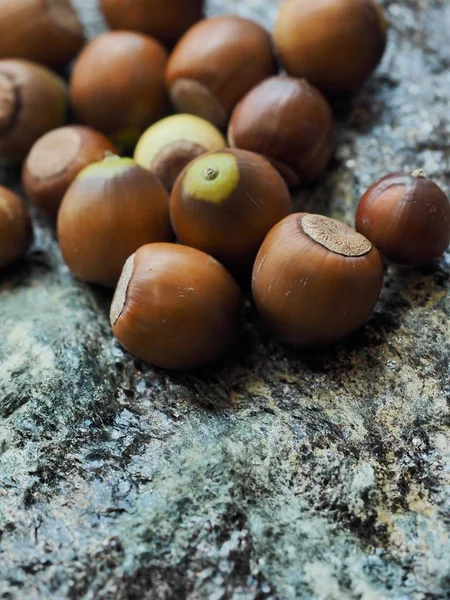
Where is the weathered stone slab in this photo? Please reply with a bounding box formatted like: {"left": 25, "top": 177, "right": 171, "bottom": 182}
{"left": 1, "top": 1, "right": 449, "bottom": 598}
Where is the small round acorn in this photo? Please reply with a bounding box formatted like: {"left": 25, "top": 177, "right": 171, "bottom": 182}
{"left": 134, "top": 114, "right": 226, "bottom": 192}
{"left": 0, "top": 186, "right": 33, "bottom": 271}
{"left": 229, "top": 76, "right": 334, "bottom": 187}
{"left": 0, "top": 59, "right": 67, "bottom": 161}
{"left": 274, "top": 0, "right": 387, "bottom": 93}
{"left": 23, "top": 126, "right": 117, "bottom": 217}
{"left": 57, "top": 156, "right": 173, "bottom": 286}
{"left": 166, "top": 15, "right": 276, "bottom": 127}
{"left": 170, "top": 149, "right": 293, "bottom": 277}
{"left": 100, "top": 0, "right": 204, "bottom": 47}
{"left": 252, "top": 213, "right": 384, "bottom": 346}
{"left": 0, "top": 0, "right": 85, "bottom": 70}
{"left": 110, "top": 243, "right": 243, "bottom": 370}
{"left": 70, "top": 31, "right": 168, "bottom": 146}
{"left": 356, "top": 170, "right": 450, "bottom": 265}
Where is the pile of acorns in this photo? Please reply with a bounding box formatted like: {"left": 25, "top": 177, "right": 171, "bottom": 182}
{"left": 1, "top": 0, "right": 449, "bottom": 370}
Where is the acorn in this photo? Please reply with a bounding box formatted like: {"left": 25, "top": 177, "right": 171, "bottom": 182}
{"left": 252, "top": 213, "right": 384, "bottom": 346}
{"left": 228, "top": 76, "right": 334, "bottom": 187}
{"left": 70, "top": 32, "right": 168, "bottom": 147}
{"left": 57, "top": 156, "right": 173, "bottom": 286}
{"left": 166, "top": 16, "right": 276, "bottom": 127}
{"left": 23, "top": 126, "right": 117, "bottom": 217}
{"left": 100, "top": 0, "right": 204, "bottom": 47}
{"left": 170, "top": 149, "right": 292, "bottom": 277}
{"left": 110, "top": 243, "right": 243, "bottom": 370}
{"left": 274, "top": 0, "right": 387, "bottom": 93}
{"left": 134, "top": 114, "right": 226, "bottom": 192}
{"left": 0, "top": 59, "right": 67, "bottom": 162}
{"left": 356, "top": 170, "right": 450, "bottom": 266}
{"left": 0, "top": 186, "right": 33, "bottom": 270}
{"left": 0, "top": 0, "right": 85, "bottom": 70}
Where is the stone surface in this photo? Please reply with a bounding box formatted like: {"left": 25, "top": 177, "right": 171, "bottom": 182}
{"left": 1, "top": 1, "right": 450, "bottom": 599}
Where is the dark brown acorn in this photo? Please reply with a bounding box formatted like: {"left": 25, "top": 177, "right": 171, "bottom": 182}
{"left": 356, "top": 170, "right": 450, "bottom": 265}
{"left": 228, "top": 76, "right": 334, "bottom": 187}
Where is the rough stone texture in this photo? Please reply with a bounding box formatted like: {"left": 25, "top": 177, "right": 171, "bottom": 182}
{"left": 1, "top": 1, "right": 449, "bottom": 599}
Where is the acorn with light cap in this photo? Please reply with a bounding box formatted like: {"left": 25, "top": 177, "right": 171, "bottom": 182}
{"left": 252, "top": 213, "right": 384, "bottom": 346}
{"left": 23, "top": 126, "right": 117, "bottom": 217}
{"left": 356, "top": 170, "right": 450, "bottom": 266}
{"left": 170, "top": 149, "right": 293, "bottom": 277}
{"left": 134, "top": 114, "right": 226, "bottom": 192}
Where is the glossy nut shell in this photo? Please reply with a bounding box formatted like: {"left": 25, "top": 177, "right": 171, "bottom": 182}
{"left": 0, "top": 59, "right": 67, "bottom": 161}
{"left": 252, "top": 213, "right": 384, "bottom": 346}
{"left": 70, "top": 32, "right": 167, "bottom": 145}
{"left": 100, "top": 0, "right": 204, "bottom": 46}
{"left": 229, "top": 76, "right": 334, "bottom": 187}
{"left": 0, "top": 0, "right": 85, "bottom": 70}
{"left": 274, "top": 0, "right": 387, "bottom": 93}
{"left": 57, "top": 157, "right": 172, "bottom": 286}
{"left": 170, "top": 149, "right": 292, "bottom": 277}
{"left": 356, "top": 171, "right": 450, "bottom": 265}
{"left": 110, "top": 243, "right": 243, "bottom": 370}
{"left": 166, "top": 16, "right": 276, "bottom": 127}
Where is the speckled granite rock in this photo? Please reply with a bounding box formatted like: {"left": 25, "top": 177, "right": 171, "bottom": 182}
{"left": 1, "top": 1, "right": 449, "bottom": 599}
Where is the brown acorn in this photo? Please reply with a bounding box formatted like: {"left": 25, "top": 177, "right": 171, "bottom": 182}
{"left": 57, "top": 156, "right": 173, "bottom": 286}
{"left": 23, "top": 126, "right": 117, "bottom": 217}
{"left": 252, "top": 213, "right": 384, "bottom": 346}
{"left": 100, "top": 0, "right": 204, "bottom": 47}
{"left": 228, "top": 76, "right": 334, "bottom": 187}
{"left": 0, "top": 0, "right": 85, "bottom": 70}
{"left": 70, "top": 32, "right": 168, "bottom": 147}
{"left": 170, "top": 149, "right": 293, "bottom": 277}
{"left": 356, "top": 170, "right": 450, "bottom": 265}
{"left": 274, "top": 0, "right": 387, "bottom": 93}
{"left": 166, "top": 16, "right": 276, "bottom": 127}
{"left": 0, "top": 59, "right": 67, "bottom": 161}
{"left": 0, "top": 186, "right": 33, "bottom": 270}
{"left": 111, "top": 243, "right": 243, "bottom": 370}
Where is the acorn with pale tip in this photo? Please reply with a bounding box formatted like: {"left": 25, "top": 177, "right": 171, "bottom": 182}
{"left": 134, "top": 114, "right": 226, "bottom": 192}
